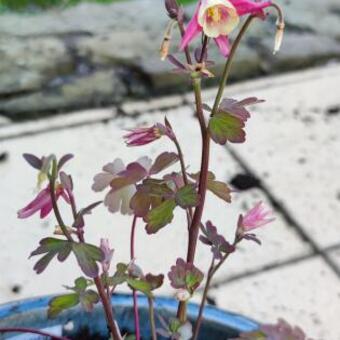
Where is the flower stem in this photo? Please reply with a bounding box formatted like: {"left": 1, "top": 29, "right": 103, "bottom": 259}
{"left": 130, "top": 215, "right": 141, "bottom": 340}
{"left": 172, "top": 136, "right": 193, "bottom": 226}
{"left": 211, "top": 16, "right": 255, "bottom": 115}
{"left": 148, "top": 297, "right": 158, "bottom": 340}
{"left": 177, "top": 15, "right": 256, "bottom": 325}
{"left": 94, "top": 277, "right": 122, "bottom": 340}
{"left": 0, "top": 328, "right": 70, "bottom": 340}
{"left": 178, "top": 21, "right": 192, "bottom": 65}
{"left": 192, "top": 257, "right": 215, "bottom": 340}
{"left": 49, "top": 178, "right": 73, "bottom": 242}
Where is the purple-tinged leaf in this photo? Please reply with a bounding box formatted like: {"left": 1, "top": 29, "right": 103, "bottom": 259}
{"left": 145, "top": 273, "right": 164, "bottom": 291}
{"left": 168, "top": 258, "right": 204, "bottom": 294}
{"left": 110, "top": 162, "right": 148, "bottom": 191}
{"left": 72, "top": 243, "right": 104, "bottom": 278}
{"left": 73, "top": 201, "right": 102, "bottom": 229}
{"left": 23, "top": 153, "right": 42, "bottom": 170}
{"left": 208, "top": 112, "right": 246, "bottom": 145}
{"left": 219, "top": 97, "right": 265, "bottom": 122}
{"left": 149, "top": 152, "right": 179, "bottom": 176}
{"left": 189, "top": 172, "right": 231, "bottom": 203}
{"left": 145, "top": 199, "right": 176, "bottom": 234}
{"left": 242, "top": 233, "right": 262, "bottom": 245}
{"left": 167, "top": 55, "right": 186, "bottom": 70}
{"left": 130, "top": 191, "right": 152, "bottom": 218}
{"left": 200, "top": 221, "right": 235, "bottom": 260}
{"left": 59, "top": 172, "right": 73, "bottom": 192}
{"left": 57, "top": 154, "right": 74, "bottom": 171}
{"left": 175, "top": 184, "right": 200, "bottom": 209}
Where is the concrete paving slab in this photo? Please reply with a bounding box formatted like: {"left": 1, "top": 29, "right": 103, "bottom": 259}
{"left": 210, "top": 257, "right": 340, "bottom": 340}
{"left": 328, "top": 246, "right": 340, "bottom": 272}
{"left": 202, "top": 64, "right": 340, "bottom": 249}
{"left": 0, "top": 106, "right": 309, "bottom": 303}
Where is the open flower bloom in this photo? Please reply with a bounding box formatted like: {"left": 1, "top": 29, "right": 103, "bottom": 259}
{"left": 181, "top": 0, "right": 272, "bottom": 56}
{"left": 18, "top": 184, "right": 69, "bottom": 219}
{"left": 240, "top": 201, "right": 274, "bottom": 231}
{"left": 92, "top": 157, "right": 152, "bottom": 215}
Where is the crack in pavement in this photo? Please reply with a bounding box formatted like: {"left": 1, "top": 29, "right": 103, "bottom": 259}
{"left": 225, "top": 146, "right": 340, "bottom": 278}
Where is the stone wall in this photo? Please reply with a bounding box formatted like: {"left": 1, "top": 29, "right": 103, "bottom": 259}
{"left": 1, "top": 0, "right": 340, "bottom": 119}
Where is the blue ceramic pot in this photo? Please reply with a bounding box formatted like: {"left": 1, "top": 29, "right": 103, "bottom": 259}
{"left": 0, "top": 294, "right": 258, "bottom": 339}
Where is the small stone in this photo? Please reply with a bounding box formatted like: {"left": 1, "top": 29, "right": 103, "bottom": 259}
{"left": 11, "top": 285, "right": 21, "bottom": 294}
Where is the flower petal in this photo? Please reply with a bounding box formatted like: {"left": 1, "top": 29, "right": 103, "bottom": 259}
{"left": 230, "top": 0, "right": 271, "bottom": 16}
{"left": 180, "top": 2, "right": 203, "bottom": 50}
{"left": 92, "top": 173, "right": 115, "bottom": 192}
{"left": 17, "top": 188, "right": 51, "bottom": 219}
{"left": 214, "top": 36, "right": 230, "bottom": 57}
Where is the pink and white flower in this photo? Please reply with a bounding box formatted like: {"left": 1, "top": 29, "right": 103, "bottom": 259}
{"left": 240, "top": 201, "right": 274, "bottom": 231}
{"left": 124, "top": 123, "right": 174, "bottom": 147}
{"left": 181, "top": 0, "right": 272, "bottom": 56}
{"left": 18, "top": 184, "right": 69, "bottom": 219}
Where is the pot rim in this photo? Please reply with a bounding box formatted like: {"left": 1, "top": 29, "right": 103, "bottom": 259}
{"left": 0, "top": 294, "right": 258, "bottom": 333}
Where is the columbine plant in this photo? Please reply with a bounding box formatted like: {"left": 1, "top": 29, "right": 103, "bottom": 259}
{"left": 1, "top": 1, "right": 312, "bottom": 340}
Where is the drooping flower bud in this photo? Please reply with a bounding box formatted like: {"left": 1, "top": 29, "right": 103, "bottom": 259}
{"left": 160, "top": 20, "right": 177, "bottom": 61}
{"left": 273, "top": 19, "right": 285, "bottom": 54}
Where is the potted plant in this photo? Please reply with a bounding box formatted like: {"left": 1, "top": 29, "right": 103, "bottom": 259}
{"left": 0, "top": 0, "right": 310, "bottom": 339}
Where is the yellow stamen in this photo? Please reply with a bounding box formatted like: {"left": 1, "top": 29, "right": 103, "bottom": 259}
{"left": 207, "top": 6, "right": 222, "bottom": 23}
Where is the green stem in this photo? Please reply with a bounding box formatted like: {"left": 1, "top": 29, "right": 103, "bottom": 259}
{"left": 49, "top": 178, "right": 73, "bottom": 242}
{"left": 192, "top": 257, "right": 215, "bottom": 340}
{"left": 211, "top": 16, "right": 255, "bottom": 115}
{"left": 148, "top": 297, "right": 158, "bottom": 340}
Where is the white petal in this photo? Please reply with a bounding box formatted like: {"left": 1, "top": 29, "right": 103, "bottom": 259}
{"left": 120, "top": 185, "right": 136, "bottom": 215}
{"left": 103, "top": 158, "right": 125, "bottom": 175}
{"left": 104, "top": 190, "right": 121, "bottom": 213}
{"left": 92, "top": 173, "right": 115, "bottom": 192}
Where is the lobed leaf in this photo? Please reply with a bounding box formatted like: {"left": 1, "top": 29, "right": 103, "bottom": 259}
{"left": 149, "top": 152, "right": 179, "bottom": 175}
{"left": 48, "top": 293, "right": 79, "bottom": 318}
{"left": 145, "top": 199, "right": 176, "bottom": 234}
{"left": 175, "top": 184, "right": 200, "bottom": 208}
{"left": 168, "top": 258, "right": 204, "bottom": 294}
{"left": 209, "top": 112, "right": 245, "bottom": 145}
{"left": 72, "top": 243, "right": 104, "bottom": 278}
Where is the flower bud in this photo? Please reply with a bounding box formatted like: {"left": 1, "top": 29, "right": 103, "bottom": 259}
{"left": 160, "top": 20, "right": 176, "bottom": 61}
{"left": 175, "top": 289, "right": 191, "bottom": 302}
{"left": 273, "top": 20, "right": 285, "bottom": 55}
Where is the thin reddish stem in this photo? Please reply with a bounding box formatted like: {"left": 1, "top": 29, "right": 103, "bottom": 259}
{"left": 0, "top": 327, "right": 70, "bottom": 340}
{"left": 130, "top": 215, "right": 141, "bottom": 340}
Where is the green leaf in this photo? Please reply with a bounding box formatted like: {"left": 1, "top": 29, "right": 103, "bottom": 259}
{"left": 30, "top": 238, "right": 73, "bottom": 274}
{"left": 75, "top": 277, "right": 88, "bottom": 291}
{"left": 80, "top": 289, "right": 99, "bottom": 312}
{"left": 207, "top": 180, "right": 231, "bottom": 203}
{"left": 175, "top": 184, "right": 200, "bottom": 208}
{"left": 145, "top": 199, "right": 176, "bottom": 234}
{"left": 126, "top": 278, "right": 153, "bottom": 298}
{"left": 72, "top": 243, "right": 104, "bottom": 278}
{"left": 189, "top": 172, "right": 231, "bottom": 203}
{"left": 48, "top": 293, "right": 79, "bottom": 318}
{"left": 208, "top": 112, "right": 245, "bottom": 145}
